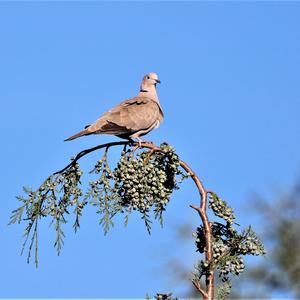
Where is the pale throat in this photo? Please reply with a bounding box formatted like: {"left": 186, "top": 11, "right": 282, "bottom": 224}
{"left": 138, "top": 85, "right": 159, "bottom": 102}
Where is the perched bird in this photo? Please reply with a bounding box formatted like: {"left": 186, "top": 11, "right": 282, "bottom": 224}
{"left": 65, "top": 73, "right": 163, "bottom": 144}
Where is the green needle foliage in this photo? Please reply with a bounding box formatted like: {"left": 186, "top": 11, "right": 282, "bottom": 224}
{"left": 9, "top": 143, "right": 186, "bottom": 267}
{"left": 192, "top": 192, "right": 266, "bottom": 299}
{"left": 9, "top": 141, "right": 265, "bottom": 300}
{"left": 9, "top": 162, "right": 86, "bottom": 266}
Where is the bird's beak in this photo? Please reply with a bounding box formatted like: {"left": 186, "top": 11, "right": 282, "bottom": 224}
{"left": 155, "top": 79, "right": 161, "bottom": 84}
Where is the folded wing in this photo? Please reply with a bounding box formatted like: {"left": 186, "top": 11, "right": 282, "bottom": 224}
{"left": 84, "top": 97, "right": 161, "bottom": 138}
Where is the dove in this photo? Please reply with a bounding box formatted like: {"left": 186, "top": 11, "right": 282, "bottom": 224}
{"left": 65, "top": 73, "right": 163, "bottom": 143}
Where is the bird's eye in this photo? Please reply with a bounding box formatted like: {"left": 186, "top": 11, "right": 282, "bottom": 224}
{"left": 147, "top": 76, "right": 150, "bottom": 79}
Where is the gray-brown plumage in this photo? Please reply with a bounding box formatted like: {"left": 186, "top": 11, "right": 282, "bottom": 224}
{"left": 65, "top": 73, "right": 163, "bottom": 142}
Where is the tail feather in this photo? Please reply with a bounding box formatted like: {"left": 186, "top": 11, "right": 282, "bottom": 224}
{"left": 64, "top": 129, "right": 90, "bottom": 141}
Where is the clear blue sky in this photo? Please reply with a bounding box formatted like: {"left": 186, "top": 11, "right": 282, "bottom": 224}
{"left": 1, "top": 1, "right": 300, "bottom": 298}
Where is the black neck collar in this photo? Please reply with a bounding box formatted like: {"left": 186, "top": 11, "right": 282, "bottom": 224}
{"left": 140, "top": 89, "right": 148, "bottom": 92}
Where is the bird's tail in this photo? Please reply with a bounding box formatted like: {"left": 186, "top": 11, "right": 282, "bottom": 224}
{"left": 64, "top": 129, "right": 90, "bottom": 141}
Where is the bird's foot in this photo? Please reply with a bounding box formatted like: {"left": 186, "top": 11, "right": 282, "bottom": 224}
{"left": 136, "top": 137, "right": 145, "bottom": 148}
{"left": 130, "top": 138, "right": 153, "bottom": 152}
{"left": 130, "top": 138, "right": 142, "bottom": 152}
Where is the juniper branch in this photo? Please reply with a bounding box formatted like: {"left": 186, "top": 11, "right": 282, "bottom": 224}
{"left": 11, "top": 140, "right": 265, "bottom": 300}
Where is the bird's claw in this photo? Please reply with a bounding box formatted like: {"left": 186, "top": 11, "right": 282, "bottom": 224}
{"left": 136, "top": 137, "right": 144, "bottom": 148}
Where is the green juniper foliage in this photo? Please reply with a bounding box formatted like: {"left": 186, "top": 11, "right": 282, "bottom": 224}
{"left": 154, "top": 293, "right": 178, "bottom": 300}
{"left": 216, "top": 280, "right": 232, "bottom": 300}
{"left": 192, "top": 192, "right": 266, "bottom": 298}
{"left": 146, "top": 292, "right": 178, "bottom": 300}
{"left": 9, "top": 141, "right": 265, "bottom": 300}
{"left": 208, "top": 192, "right": 235, "bottom": 225}
{"left": 9, "top": 162, "right": 86, "bottom": 266}
{"left": 9, "top": 143, "right": 186, "bottom": 266}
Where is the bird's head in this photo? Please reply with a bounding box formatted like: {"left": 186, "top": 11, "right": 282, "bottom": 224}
{"left": 140, "top": 73, "right": 161, "bottom": 91}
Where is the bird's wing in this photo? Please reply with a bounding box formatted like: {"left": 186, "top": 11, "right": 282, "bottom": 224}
{"left": 87, "top": 97, "right": 161, "bottom": 135}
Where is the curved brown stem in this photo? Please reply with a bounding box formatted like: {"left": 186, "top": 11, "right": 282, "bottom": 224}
{"left": 54, "top": 141, "right": 214, "bottom": 299}
{"left": 138, "top": 143, "right": 214, "bottom": 299}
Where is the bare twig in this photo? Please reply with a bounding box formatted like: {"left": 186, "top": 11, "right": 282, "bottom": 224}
{"left": 192, "top": 279, "right": 208, "bottom": 299}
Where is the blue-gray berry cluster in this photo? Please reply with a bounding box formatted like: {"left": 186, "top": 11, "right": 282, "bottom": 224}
{"left": 112, "top": 144, "right": 184, "bottom": 232}
{"left": 208, "top": 192, "right": 235, "bottom": 225}
{"left": 193, "top": 194, "right": 265, "bottom": 290}
{"left": 60, "top": 163, "right": 83, "bottom": 202}
{"left": 219, "top": 256, "right": 245, "bottom": 277}
{"left": 237, "top": 227, "right": 266, "bottom": 256}
{"left": 114, "top": 148, "right": 178, "bottom": 212}
{"left": 86, "top": 143, "right": 186, "bottom": 234}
